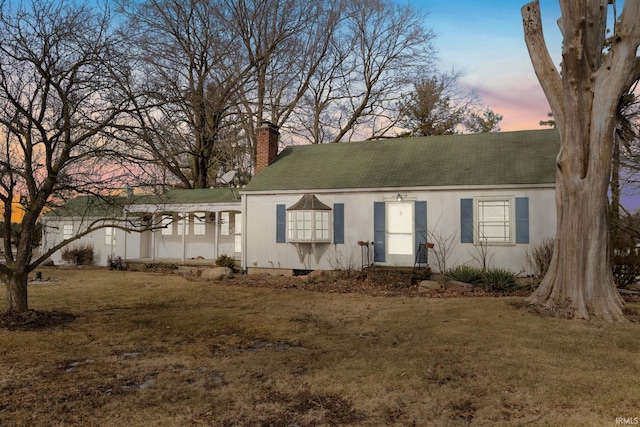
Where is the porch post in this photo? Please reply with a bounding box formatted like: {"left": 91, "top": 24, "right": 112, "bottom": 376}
{"left": 213, "top": 211, "right": 219, "bottom": 260}
{"left": 181, "top": 211, "right": 186, "bottom": 263}
{"left": 151, "top": 212, "right": 156, "bottom": 261}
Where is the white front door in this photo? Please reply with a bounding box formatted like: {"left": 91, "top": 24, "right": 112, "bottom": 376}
{"left": 387, "top": 202, "right": 414, "bottom": 265}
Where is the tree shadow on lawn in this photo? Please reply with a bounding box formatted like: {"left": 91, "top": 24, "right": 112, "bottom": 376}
{"left": 0, "top": 310, "right": 75, "bottom": 331}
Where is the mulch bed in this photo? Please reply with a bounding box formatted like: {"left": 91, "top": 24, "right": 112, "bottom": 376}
{"left": 218, "top": 273, "right": 533, "bottom": 298}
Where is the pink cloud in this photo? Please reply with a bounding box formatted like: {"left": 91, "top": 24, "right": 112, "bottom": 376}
{"left": 475, "top": 84, "right": 553, "bottom": 131}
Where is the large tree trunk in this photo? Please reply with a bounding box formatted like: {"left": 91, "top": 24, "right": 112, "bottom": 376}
{"left": 527, "top": 129, "right": 625, "bottom": 321}
{"left": 522, "top": 1, "right": 640, "bottom": 321}
{"left": 5, "top": 272, "right": 29, "bottom": 312}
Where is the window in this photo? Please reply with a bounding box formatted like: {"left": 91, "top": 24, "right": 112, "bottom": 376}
{"left": 234, "top": 213, "right": 242, "bottom": 253}
{"left": 461, "top": 197, "right": 529, "bottom": 245}
{"left": 220, "top": 212, "right": 230, "bottom": 235}
{"left": 281, "top": 195, "right": 333, "bottom": 243}
{"left": 194, "top": 212, "right": 206, "bottom": 235}
{"left": 105, "top": 227, "right": 115, "bottom": 245}
{"left": 477, "top": 199, "right": 511, "bottom": 242}
{"left": 161, "top": 214, "right": 173, "bottom": 235}
{"left": 177, "top": 213, "right": 189, "bottom": 236}
{"left": 287, "top": 210, "right": 330, "bottom": 242}
{"left": 63, "top": 224, "right": 73, "bottom": 240}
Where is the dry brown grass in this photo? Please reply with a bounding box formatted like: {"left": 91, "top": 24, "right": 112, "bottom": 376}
{"left": 1, "top": 267, "right": 640, "bottom": 426}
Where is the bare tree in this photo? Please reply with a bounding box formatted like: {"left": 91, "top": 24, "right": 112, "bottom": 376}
{"left": 292, "top": 0, "right": 437, "bottom": 143}
{"left": 117, "top": 0, "right": 259, "bottom": 189}
{"left": 522, "top": 1, "right": 640, "bottom": 321}
{"left": 232, "top": 0, "right": 342, "bottom": 157}
{"left": 0, "top": 0, "right": 141, "bottom": 312}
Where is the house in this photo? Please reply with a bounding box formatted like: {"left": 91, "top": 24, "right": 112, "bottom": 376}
{"left": 241, "top": 124, "right": 559, "bottom": 275}
{"left": 40, "top": 125, "right": 559, "bottom": 274}
{"left": 40, "top": 188, "right": 241, "bottom": 266}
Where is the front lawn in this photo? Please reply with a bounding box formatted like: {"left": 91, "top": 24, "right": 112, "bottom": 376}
{"left": 1, "top": 268, "right": 639, "bottom": 426}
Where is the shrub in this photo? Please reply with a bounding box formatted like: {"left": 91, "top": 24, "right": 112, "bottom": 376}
{"left": 61, "top": 243, "right": 94, "bottom": 265}
{"left": 445, "top": 265, "right": 483, "bottom": 284}
{"left": 215, "top": 254, "right": 236, "bottom": 269}
{"left": 525, "top": 237, "right": 554, "bottom": 288}
{"left": 482, "top": 268, "right": 519, "bottom": 292}
{"left": 612, "top": 249, "right": 640, "bottom": 288}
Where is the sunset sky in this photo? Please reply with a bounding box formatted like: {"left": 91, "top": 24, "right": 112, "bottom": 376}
{"left": 410, "top": 0, "right": 565, "bottom": 131}
{"left": 411, "top": 0, "right": 640, "bottom": 209}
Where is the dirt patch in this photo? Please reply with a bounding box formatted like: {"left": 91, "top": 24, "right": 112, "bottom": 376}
{"left": 0, "top": 309, "right": 75, "bottom": 331}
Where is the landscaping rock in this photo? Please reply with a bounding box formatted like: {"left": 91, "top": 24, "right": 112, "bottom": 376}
{"left": 307, "top": 270, "right": 332, "bottom": 284}
{"left": 444, "top": 280, "right": 474, "bottom": 293}
{"left": 419, "top": 280, "right": 442, "bottom": 292}
{"left": 202, "top": 267, "right": 233, "bottom": 280}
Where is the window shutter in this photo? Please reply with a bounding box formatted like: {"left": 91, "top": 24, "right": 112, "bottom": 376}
{"left": 415, "top": 201, "right": 428, "bottom": 263}
{"left": 373, "top": 202, "right": 385, "bottom": 262}
{"left": 515, "top": 197, "right": 530, "bottom": 244}
{"left": 333, "top": 203, "right": 344, "bottom": 244}
{"left": 460, "top": 198, "right": 473, "bottom": 243}
{"left": 276, "top": 204, "right": 286, "bottom": 243}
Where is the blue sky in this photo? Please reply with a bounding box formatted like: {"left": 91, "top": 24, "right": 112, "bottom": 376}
{"left": 409, "top": 0, "right": 565, "bottom": 131}
{"left": 410, "top": 1, "right": 640, "bottom": 209}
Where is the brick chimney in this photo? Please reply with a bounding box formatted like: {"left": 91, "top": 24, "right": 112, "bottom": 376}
{"left": 255, "top": 121, "right": 279, "bottom": 175}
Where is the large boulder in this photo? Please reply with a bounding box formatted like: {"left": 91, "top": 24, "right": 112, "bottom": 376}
{"left": 444, "top": 280, "right": 474, "bottom": 293}
{"left": 202, "top": 267, "right": 233, "bottom": 280}
{"left": 418, "top": 280, "right": 442, "bottom": 292}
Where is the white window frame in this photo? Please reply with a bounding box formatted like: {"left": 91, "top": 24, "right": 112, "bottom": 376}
{"left": 220, "top": 212, "right": 230, "bottom": 236}
{"left": 161, "top": 214, "right": 173, "bottom": 236}
{"left": 287, "top": 210, "right": 331, "bottom": 243}
{"left": 177, "top": 212, "right": 189, "bottom": 236}
{"left": 63, "top": 224, "right": 73, "bottom": 240}
{"left": 105, "top": 227, "right": 115, "bottom": 245}
{"left": 193, "top": 212, "right": 206, "bottom": 235}
{"left": 234, "top": 213, "right": 242, "bottom": 253}
{"left": 474, "top": 197, "right": 515, "bottom": 245}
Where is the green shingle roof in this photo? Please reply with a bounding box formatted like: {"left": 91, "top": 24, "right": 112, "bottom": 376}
{"left": 46, "top": 188, "right": 239, "bottom": 218}
{"left": 243, "top": 129, "right": 559, "bottom": 192}
{"left": 132, "top": 188, "right": 239, "bottom": 205}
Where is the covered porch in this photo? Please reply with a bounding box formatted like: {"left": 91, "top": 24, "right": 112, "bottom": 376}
{"left": 126, "top": 189, "right": 242, "bottom": 264}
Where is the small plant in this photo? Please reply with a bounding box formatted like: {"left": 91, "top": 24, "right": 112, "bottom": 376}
{"left": 108, "top": 255, "right": 127, "bottom": 271}
{"left": 482, "top": 268, "right": 519, "bottom": 292}
{"left": 525, "top": 237, "right": 554, "bottom": 288}
{"left": 445, "top": 265, "right": 483, "bottom": 284}
{"left": 61, "top": 243, "right": 94, "bottom": 265}
{"left": 612, "top": 249, "right": 640, "bottom": 288}
{"left": 215, "top": 254, "right": 236, "bottom": 269}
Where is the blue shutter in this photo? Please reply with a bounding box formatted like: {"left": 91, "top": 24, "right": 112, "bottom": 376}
{"left": 333, "top": 203, "right": 344, "bottom": 244}
{"left": 415, "top": 201, "right": 428, "bottom": 263}
{"left": 460, "top": 198, "right": 473, "bottom": 243}
{"left": 373, "top": 202, "right": 385, "bottom": 262}
{"left": 515, "top": 197, "right": 530, "bottom": 244}
{"left": 276, "top": 204, "right": 286, "bottom": 243}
